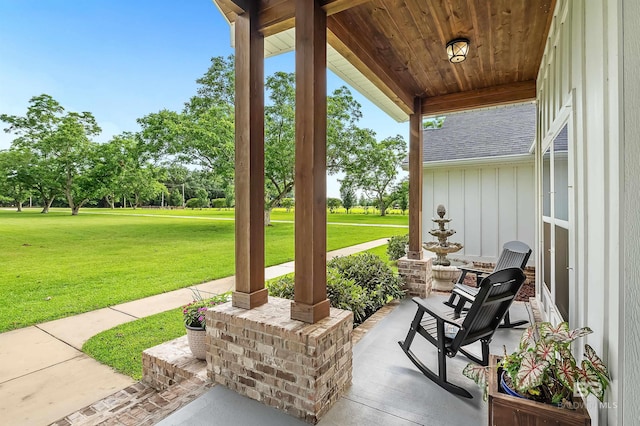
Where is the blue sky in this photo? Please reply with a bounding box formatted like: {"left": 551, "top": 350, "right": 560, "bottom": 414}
{"left": 0, "top": 0, "right": 408, "bottom": 197}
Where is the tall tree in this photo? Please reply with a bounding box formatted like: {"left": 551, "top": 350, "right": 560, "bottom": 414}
{"left": 137, "top": 55, "right": 235, "bottom": 187}
{"left": 345, "top": 133, "right": 407, "bottom": 216}
{"left": 0, "top": 94, "right": 102, "bottom": 214}
{"left": 326, "top": 86, "right": 364, "bottom": 173}
{"left": 97, "top": 133, "right": 135, "bottom": 209}
{"left": 138, "top": 57, "right": 366, "bottom": 224}
{"left": 394, "top": 178, "right": 409, "bottom": 214}
{"left": 390, "top": 178, "right": 409, "bottom": 214}
{"left": 339, "top": 179, "right": 356, "bottom": 214}
{"left": 0, "top": 148, "right": 33, "bottom": 211}
{"left": 53, "top": 112, "right": 102, "bottom": 214}
{"left": 263, "top": 73, "right": 366, "bottom": 224}
{"left": 264, "top": 72, "right": 296, "bottom": 222}
{"left": 1, "top": 94, "right": 64, "bottom": 212}
{"left": 123, "top": 166, "right": 166, "bottom": 209}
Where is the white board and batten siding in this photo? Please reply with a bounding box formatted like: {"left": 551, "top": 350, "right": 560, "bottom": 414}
{"left": 422, "top": 157, "right": 535, "bottom": 265}
{"left": 536, "top": 0, "right": 640, "bottom": 424}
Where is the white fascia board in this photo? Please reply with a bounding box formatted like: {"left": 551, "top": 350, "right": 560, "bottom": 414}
{"left": 401, "top": 153, "right": 534, "bottom": 171}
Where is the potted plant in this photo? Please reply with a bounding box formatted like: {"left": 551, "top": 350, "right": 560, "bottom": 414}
{"left": 463, "top": 322, "right": 610, "bottom": 426}
{"left": 182, "top": 291, "right": 229, "bottom": 360}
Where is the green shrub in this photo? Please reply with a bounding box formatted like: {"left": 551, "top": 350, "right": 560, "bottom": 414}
{"left": 211, "top": 198, "right": 226, "bottom": 209}
{"left": 267, "top": 253, "right": 403, "bottom": 327}
{"left": 185, "top": 198, "right": 198, "bottom": 209}
{"left": 186, "top": 198, "right": 208, "bottom": 209}
{"left": 387, "top": 234, "right": 409, "bottom": 261}
{"left": 267, "top": 274, "right": 295, "bottom": 299}
{"left": 328, "top": 253, "right": 404, "bottom": 317}
{"left": 326, "top": 268, "right": 368, "bottom": 325}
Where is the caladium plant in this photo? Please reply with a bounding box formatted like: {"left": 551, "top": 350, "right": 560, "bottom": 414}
{"left": 463, "top": 322, "right": 610, "bottom": 407}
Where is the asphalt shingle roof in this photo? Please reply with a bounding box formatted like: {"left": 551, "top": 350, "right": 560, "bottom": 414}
{"left": 423, "top": 103, "right": 536, "bottom": 162}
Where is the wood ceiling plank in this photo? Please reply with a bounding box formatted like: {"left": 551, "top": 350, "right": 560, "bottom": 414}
{"left": 510, "top": 0, "right": 526, "bottom": 81}
{"left": 466, "top": 0, "right": 488, "bottom": 87}
{"left": 403, "top": 0, "right": 457, "bottom": 96}
{"left": 527, "top": 0, "right": 556, "bottom": 78}
{"left": 421, "top": 80, "right": 536, "bottom": 116}
{"left": 442, "top": 0, "right": 476, "bottom": 91}
{"left": 352, "top": 4, "right": 424, "bottom": 95}
{"left": 423, "top": 0, "right": 474, "bottom": 93}
{"left": 327, "top": 14, "right": 415, "bottom": 114}
{"left": 375, "top": 0, "right": 437, "bottom": 97}
{"left": 496, "top": 0, "right": 513, "bottom": 83}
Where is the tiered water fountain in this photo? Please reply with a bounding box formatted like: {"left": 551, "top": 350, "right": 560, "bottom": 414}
{"left": 423, "top": 204, "right": 464, "bottom": 291}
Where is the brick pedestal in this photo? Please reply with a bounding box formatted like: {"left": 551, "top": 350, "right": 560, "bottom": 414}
{"left": 206, "top": 297, "right": 353, "bottom": 424}
{"left": 397, "top": 256, "right": 433, "bottom": 298}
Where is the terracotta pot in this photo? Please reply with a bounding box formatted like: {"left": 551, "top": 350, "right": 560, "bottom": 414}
{"left": 488, "top": 355, "right": 591, "bottom": 426}
{"left": 185, "top": 325, "right": 207, "bottom": 360}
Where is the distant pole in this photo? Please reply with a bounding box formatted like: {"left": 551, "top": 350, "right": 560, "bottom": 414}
{"left": 161, "top": 192, "right": 164, "bottom": 208}
{"left": 29, "top": 196, "right": 32, "bottom": 208}
{"left": 182, "top": 183, "right": 185, "bottom": 208}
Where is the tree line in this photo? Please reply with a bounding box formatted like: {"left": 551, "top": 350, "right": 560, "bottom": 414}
{"left": 0, "top": 56, "right": 408, "bottom": 217}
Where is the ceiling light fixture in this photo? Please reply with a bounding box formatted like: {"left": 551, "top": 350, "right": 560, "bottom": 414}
{"left": 446, "top": 38, "right": 470, "bottom": 63}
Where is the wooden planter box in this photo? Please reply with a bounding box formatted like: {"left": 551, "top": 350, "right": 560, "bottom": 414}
{"left": 488, "top": 355, "right": 591, "bottom": 426}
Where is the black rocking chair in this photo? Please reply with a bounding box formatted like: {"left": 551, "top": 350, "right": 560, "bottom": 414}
{"left": 398, "top": 267, "right": 526, "bottom": 398}
{"left": 444, "top": 240, "right": 532, "bottom": 328}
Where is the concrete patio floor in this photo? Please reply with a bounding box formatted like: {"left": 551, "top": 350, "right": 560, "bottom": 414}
{"left": 158, "top": 295, "right": 528, "bottom": 426}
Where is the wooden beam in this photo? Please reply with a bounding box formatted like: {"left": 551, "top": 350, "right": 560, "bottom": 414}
{"left": 327, "top": 17, "right": 415, "bottom": 115}
{"left": 259, "top": 0, "right": 374, "bottom": 36}
{"left": 408, "top": 97, "right": 423, "bottom": 260}
{"left": 322, "top": 0, "right": 373, "bottom": 15}
{"left": 216, "top": 0, "right": 247, "bottom": 16}
{"left": 421, "top": 81, "right": 536, "bottom": 116}
{"left": 260, "top": 0, "right": 295, "bottom": 37}
{"left": 233, "top": 2, "right": 268, "bottom": 310}
{"left": 291, "top": 0, "right": 330, "bottom": 324}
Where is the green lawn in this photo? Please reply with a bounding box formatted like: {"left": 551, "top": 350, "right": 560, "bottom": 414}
{"left": 79, "top": 207, "right": 409, "bottom": 226}
{"left": 0, "top": 208, "right": 405, "bottom": 332}
{"left": 83, "top": 308, "right": 186, "bottom": 380}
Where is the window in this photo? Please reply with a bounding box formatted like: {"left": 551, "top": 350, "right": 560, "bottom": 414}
{"left": 540, "top": 124, "right": 570, "bottom": 321}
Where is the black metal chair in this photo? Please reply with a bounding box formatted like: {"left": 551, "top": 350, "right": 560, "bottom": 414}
{"left": 444, "top": 240, "right": 531, "bottom": 328}
{"left": 398, "top": 267, "right": 527, "bottom": 398}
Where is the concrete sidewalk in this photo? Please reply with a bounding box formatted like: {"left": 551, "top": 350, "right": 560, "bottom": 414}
{"left": 0, "top": 238, "right": 390, "bottom": 426}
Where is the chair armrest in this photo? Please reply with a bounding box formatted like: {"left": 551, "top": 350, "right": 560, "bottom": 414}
{"left": 452, "top": 283, "right": 480, "bottom": 300}
{"left": 457, "top": 266, "right": 491, "bottom": 276}
{"left": 412, "top": 297, "right": 463, "bottom": 327}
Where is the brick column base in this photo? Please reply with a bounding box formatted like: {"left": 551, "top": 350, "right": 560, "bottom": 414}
{"left": 206, "top": 297, "right": 353, "bottom": 424}
{"left": 397, "top": 256, "right": 433, "bottom": 298}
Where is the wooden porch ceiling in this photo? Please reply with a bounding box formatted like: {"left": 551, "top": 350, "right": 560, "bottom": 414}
{"left": 216, "top": 0, "right": 555, "bottom": 116}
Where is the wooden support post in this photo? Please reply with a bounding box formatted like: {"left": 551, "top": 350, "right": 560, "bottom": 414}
{"left": 408, "top": 97, "right": 424, "bottom": 260}
{"left": 291, "top": 0, "right": 330, "bottom": 323}
{"left": 233, "top": 4, "right": 268, "bottom": 309}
